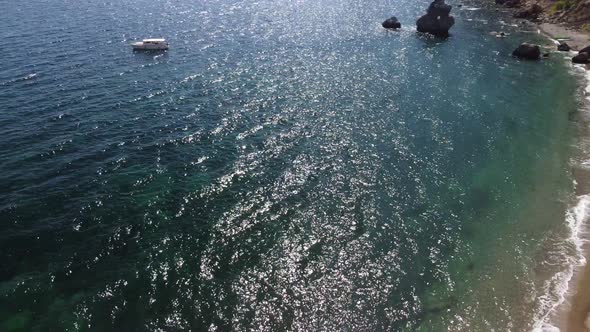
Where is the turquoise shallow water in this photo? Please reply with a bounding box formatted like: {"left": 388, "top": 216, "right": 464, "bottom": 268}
{"left": 0, "top": 0, "right": 583, "bottom": 330}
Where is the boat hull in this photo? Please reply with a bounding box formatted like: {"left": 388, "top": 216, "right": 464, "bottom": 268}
{"left": 132, "top": 45, "right": 168, "bottom": 51}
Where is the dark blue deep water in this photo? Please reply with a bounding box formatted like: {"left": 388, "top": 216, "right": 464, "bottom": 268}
{"left": 0, "top": 0, "right": 583, "bottom": 330}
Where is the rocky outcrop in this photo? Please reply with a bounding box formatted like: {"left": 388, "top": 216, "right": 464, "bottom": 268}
{"left": 382, "top": 17, "right": 401, "bottom": 29}
{"left": 496, "top": 0, "right": 590, "bottom": 32}
{"left": 550, "top": 0, "right": 590, "bottom": 30}
{"left": 513, "top": 4, "right": 543, "bottom": 20}
{"left": 572, "top": 52, "right": 590, "bottom": 64}
{"left": 564, "top": 44, "right": 590, "bottom": 63}
{"left": 512, "top": 43, "right": 541, "bottom": 60}
{"left": 416, "top": 0, "right": 455, "bottom": 37}
{"left": 495, "top": 0, "right": 521, "bottom": 8}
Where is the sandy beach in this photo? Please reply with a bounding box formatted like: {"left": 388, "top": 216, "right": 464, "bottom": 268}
{"left": 539, "top": 23, "right": 590, "bottom": 51}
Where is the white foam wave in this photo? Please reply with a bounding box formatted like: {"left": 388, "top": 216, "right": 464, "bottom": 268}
{"left": 580, "top": 159, "right": 590, "bottom": 169}
{"left": 0, "top": 73, "right": 38, "bottom": 86}
{"left": 532, "top": 195, "right": 590, "bottom": 332}
{"left": 460, "top": 6, "right": 481, "bottom": 11}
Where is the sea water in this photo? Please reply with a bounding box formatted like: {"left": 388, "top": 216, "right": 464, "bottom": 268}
{"left": 0, "top": 0, "right": 584, "bottom": 330}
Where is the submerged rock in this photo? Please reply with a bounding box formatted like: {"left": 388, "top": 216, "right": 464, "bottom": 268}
{"left": 512, "top": 43, "right": 541, "bottom": 60}
{"left": 557, "top": 42, "right": 571, "bottom": 52}
{"left": 572, "top": 52, "right": 590, "bottom": 64}
{"left": 382, "top": 16, "right": 401, "bottom": 29}
{"left": 416, "top": 0, "right": 455, "bottom": 37}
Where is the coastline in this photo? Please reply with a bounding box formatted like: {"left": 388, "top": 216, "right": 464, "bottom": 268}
{"left": 536, "top": 20, "right": 590, "bottom": 332}
{"left": 500, "top": 5, "right": 590, "bottom": 329}
{"left": 563, "top": 67, "right": 590, "bottom": 332}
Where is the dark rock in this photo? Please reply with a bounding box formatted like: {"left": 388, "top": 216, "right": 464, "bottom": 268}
{"left": 382, "top": 16, "right": 401, "bottom": 29}
{"left": 580, "top": 45, "right": 590, "bottom": 54}
{"left": 558, "top": 42, "right": 571, "bottom": 52}
{"left": 427, "top": 0, "right": 452, "bottom": 17}
{"left": 416, "top": 0, "right": 455, "bottom": 38}
{"left": 503, "top": 0, "right": 522, "bottom": 8}
{"left": 512, "top": 43, "right": 541, "bottom": 60}
{"left": 497, "top": 0, "right": 521, "bottom": 7}
{"left": 417, "top": 16, "right": 455, "bottom": 37}
{"left": 513, "top": 4, "right": 543, "bottom": 20}
{"left": 543, "top": 53, "right": 550, "bottom": 58}
{"left": 573, "top": 52, "right": 590, "bottom": 64}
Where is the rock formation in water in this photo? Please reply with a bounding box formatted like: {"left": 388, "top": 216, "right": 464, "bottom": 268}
{"left": 557, "top": 42, "right": 571, "bottom": 52}
{"left": 572, "top": 44, "right": 590, "bottom": 63}
{"left": 382, "top": 16, "right": 401, "bottom": 29}
{"left": 512, "top": 43, "right": 541, "bottom": 60}
{"left": 416, "top": 0, "right": 455, "bottom": 38}
{"left": 573, "top": 51, "right": 590, "bottom": 64}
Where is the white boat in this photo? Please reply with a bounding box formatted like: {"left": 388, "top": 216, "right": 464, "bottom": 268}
{"left": 131, "top": 38, "right": 169, "bottom": 51}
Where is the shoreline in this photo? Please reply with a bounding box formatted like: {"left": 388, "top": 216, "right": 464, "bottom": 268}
{"left": 562, "top": 68, "right": 590, "bottom": 332}
{"left": 510, "top": 11, "right": 590, "bottom": 332}
{"left": 536, "top": 20, "right": 590, "bottom": 332}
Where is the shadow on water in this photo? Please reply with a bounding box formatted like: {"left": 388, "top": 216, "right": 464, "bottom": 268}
{"left": 132, "top": 50, "right": 169, "bottom": 61}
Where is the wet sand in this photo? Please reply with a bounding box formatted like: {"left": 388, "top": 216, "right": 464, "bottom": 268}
{"left": 567, "top": 258, "right": 590, "bottom": 332}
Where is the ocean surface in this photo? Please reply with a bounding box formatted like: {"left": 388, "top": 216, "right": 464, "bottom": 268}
{"left": 0, "top": 0, "right": 586, "bottom": 330}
